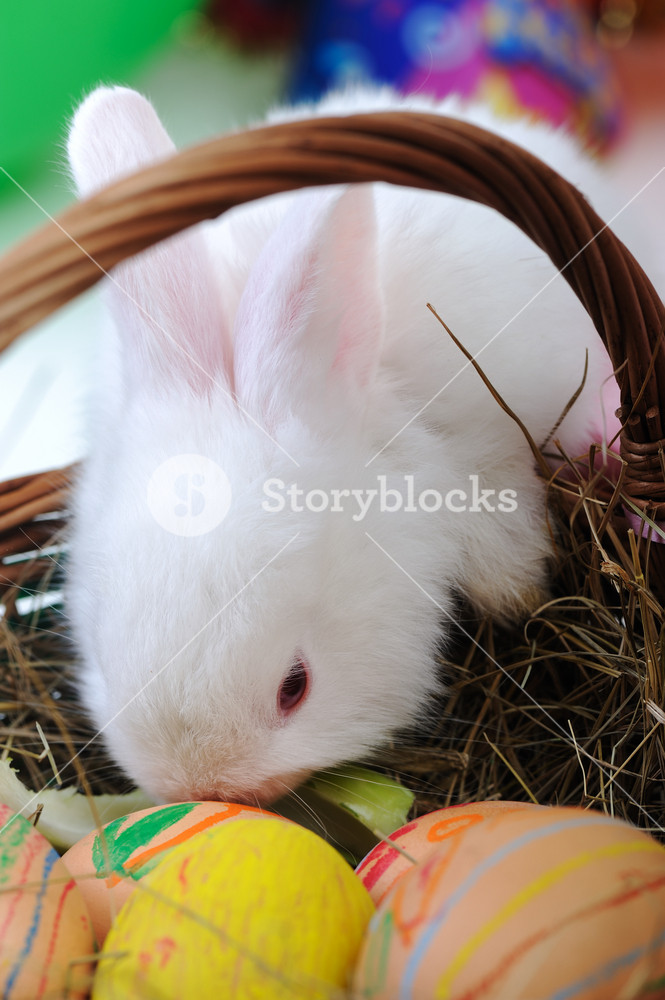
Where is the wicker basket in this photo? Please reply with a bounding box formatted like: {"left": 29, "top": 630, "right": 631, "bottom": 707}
{"left": 1, "top": 112, "right": 664, "bottom": 831}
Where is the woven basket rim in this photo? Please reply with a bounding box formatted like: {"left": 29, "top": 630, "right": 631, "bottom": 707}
{"left": 0, "top": 109, "right": 664, "bottom": 512}
{"left": 1, "top": 109, "right": 664, "bottom": 841}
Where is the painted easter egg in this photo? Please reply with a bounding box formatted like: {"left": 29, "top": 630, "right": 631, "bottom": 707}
{"left": 93, "top": 816, "right": 375, "bottom": 999}
{"left": 62, "top": 800, "right": 280, "bottom": 946}
{"left": 353, "top": 805, "right": 665, "bottom": 999}
{"left": 0, "top": 803, "right": 94, "bottom": 1000}
{"left": 356, "top": 800, "right": 541, "bottom": 904}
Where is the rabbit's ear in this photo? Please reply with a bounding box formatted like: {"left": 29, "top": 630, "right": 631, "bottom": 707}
{"left": 67, "top": 86, "right": 232, "bottom": 395}
{"left": 233, "top": 185, "right": 383, "bottom": 422}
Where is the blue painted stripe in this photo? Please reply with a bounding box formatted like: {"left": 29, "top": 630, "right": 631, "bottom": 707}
{"left": 399, "top": 813, "right": 628, "bottom": 1000}
{"left": 548, "top": 924, "right": 665, "bottom": 1000}
{"left": 5, "top": 848, "right": 59, "bottom": 998}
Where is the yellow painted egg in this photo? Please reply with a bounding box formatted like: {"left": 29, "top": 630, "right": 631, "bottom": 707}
{"left": 353, "top": 805, "right": 665, "bottom": 999}
{"left": 356, "top": 800, "right": 541, "bottom": 904}
{"left": 0, "top": 803, "right": 95, "bottom": 1000}
{"left": 93, "top": 816, "right": 375, "bottom": 999}
{"left": 62, "top": 800, "right": 279, "bottom": 946}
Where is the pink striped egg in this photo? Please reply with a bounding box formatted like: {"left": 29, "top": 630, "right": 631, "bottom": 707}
{"left": 0, "top": 804, "right": 94, "bottom": 999}
{"left": 356, "top": 800, "right": 541, "bottom": 905}
{"left": 353, "top": 805, "right": 665, "bottom": 999}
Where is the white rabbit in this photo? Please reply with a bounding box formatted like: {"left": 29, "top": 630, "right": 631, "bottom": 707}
{"left": 66, "top": 85, "right": 625, "bottom": 805}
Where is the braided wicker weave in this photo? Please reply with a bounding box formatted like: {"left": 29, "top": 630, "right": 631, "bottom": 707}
{"left": 2, "top": 113, "right": 665, "bottom": 541}
{"left": 0, "top": 112, "right": 663, "bottom": 826}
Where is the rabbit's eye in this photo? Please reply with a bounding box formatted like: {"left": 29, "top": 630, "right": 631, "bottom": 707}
{"left": 278, "top": 656, "right": 310, "bottom": 715}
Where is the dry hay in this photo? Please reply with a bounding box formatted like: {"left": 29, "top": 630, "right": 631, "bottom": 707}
{"left": 1, "top": 442, "right": 663, "bottom": 842}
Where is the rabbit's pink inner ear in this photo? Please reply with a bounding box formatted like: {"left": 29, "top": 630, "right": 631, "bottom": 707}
{"left": 67, "top": 86, "right": 234, "bottom": 395}
{"left": 232, "top": 192, "right": 338, "bottom": 420}
{"left": 233, "top": 185, "right": 383, "bottom": 422}
{"left": 109, "top": 228, "right": 234, "bottom": 396}
{"left": 325, "top": 186, "right": 384, "bottom": 389}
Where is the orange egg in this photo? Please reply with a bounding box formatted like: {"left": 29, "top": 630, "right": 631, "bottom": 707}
{"left": 0, "top": 803, "right": 94, "bottom": 1000}
{"left": 353, "top": 805, "right": 665, "bottom": 999}
{"left": 356, "top": 800, "right": 540, "bottom": 904}
{"left": 62, "top": 800, "right": 282, "bottom": 946}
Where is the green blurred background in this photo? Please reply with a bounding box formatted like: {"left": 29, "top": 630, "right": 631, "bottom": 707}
{"left": 0, "top": 1, "right": 288, "bottom": 479}
{"left": 2, "top": 0, "right": 206, "bottom": 192}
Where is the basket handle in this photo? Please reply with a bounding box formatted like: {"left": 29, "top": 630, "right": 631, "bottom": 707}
{"left": 1, "top": 111, "right": 663, "bottom": 511}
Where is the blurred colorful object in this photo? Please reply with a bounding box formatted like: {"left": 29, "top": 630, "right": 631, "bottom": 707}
{"left": 0, "top": 803, "right": 94, "bottom": 999}
{"left": 287, "top": 0, "right": 622, "bottom": 150}
{"left": 207, "top": 0, "right": 304, "bottom": 47}
{"left": 0, "top": 0, "right": 204, "bottom": 193}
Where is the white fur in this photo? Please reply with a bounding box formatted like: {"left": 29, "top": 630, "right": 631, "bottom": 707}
{"left": 66, "top": 85, "right": 633, "bottom": 804}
